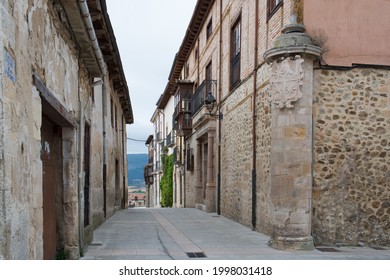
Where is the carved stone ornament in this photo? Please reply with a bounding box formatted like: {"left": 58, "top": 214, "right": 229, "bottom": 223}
{"left": 269, "top": 56, "right": 304, "bottom": 109}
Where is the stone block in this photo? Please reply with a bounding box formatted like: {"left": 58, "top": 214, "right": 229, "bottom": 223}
{"left": 284, "top": 125, "right": 307, "bottom": 139}
{"left": 289, "top": 211, "right": 311, "bottom": 224}
{"left": 272, "top": 197, "right": 311, "bottom": 210}
{"left": 272, "top": 163, "right": 302, "bottom": 176}
{"left": 294, "top": 176, "right": 312, "bottom": 188}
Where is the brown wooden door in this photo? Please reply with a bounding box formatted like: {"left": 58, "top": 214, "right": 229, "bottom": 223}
{"left": 41, "top": 117, "right": 57, "bottom": 259}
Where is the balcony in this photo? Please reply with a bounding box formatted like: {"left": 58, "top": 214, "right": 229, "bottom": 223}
{"left": 192, "top": 79, "right": 217, "bottom": 115}
{"left": 166, "top": 132, "right": 175, "bottom": 147}
{"left": 173, "top": 147, "right": 178, "bottom": 164}
{"left": 173, "top": 81, "right": 194, "bottom": 136}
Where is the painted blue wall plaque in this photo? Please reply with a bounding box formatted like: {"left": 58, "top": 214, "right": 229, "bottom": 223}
{"left": 4, "top": 50, "right": 15, "bottom": 83}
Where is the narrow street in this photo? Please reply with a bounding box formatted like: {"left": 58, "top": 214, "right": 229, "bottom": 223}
{"left": 82, "top": 208, "right": 390, "bottom": 260}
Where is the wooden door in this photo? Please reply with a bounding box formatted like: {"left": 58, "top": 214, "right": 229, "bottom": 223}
{"left": 41, "top": 117, "right": 57, "bottom": 259}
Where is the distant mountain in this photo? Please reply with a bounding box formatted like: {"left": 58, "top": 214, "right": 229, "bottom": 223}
{"left": 127, "top": 154, "right": 148, "bottom": 188}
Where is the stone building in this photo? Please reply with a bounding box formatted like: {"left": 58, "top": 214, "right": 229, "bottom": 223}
{"left": 155, "top": 0, "right": 390, "bottom": 249}
{"left": 0, "top": 0, "right": 133, "bottom": 259}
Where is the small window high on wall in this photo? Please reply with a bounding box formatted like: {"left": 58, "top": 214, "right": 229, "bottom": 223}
{"left": 268, "top": 0, "right": 283, "bottom": 19}
{"left": 207, "top": 18, "right": 213, "bottom": 41}
{"left": 230, "top": 15, "right": 241, "bottom": 89}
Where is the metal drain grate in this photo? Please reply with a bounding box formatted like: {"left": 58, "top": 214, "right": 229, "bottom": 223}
{"left": 316, "top": 247, "right": 340, "bottom": 252}
{"left": 186, "top": 252, "right": 207, "bottom": 258}
{"left": 370, "top": 246, "right": 386, "bottom": 250}
{"left": 90, "top": 241, "right": 103, "bottom": 246}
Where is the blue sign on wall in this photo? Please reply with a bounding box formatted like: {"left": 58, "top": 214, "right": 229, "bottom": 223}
{"left": 4, "top": 50, "right": 15, "bottom": 83}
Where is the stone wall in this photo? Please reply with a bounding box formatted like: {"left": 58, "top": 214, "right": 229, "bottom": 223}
{"left": 254, "top": 64, "right": 272, "bottom": 235}
{"left": 185, "top": 136, "right": 197, "bottom": 209}
{"left": 0, "top": 0, "right": 78, "bottom": 259}
{"left": 0, "top": 0, "right": 128, "bottom": 259}
{"left": 313, "top": 68, "right": 390, "bottom": 246}
{"left": 221, "top": 76, "right": 254, "bottom": 227}
{"left": 183, "top": 0, "right": 292, "bottom": 232}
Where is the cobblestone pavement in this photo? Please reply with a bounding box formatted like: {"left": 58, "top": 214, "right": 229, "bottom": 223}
{"left": 82, "top": 208, "right": 390, "bottom": 260}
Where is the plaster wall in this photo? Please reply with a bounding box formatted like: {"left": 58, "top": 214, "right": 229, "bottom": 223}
{"left": 304, "top": 0, "right": 390, "bottom": 66}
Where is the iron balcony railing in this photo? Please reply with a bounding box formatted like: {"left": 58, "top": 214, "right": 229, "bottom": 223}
{"left": 174, "top": 99, "right": 192, "bottom": 119}
{"left": 166, "top": 132, "right": 175, "bottom": 147}
{"left": 192, "top": 79, "right": 217, "bottom": 115}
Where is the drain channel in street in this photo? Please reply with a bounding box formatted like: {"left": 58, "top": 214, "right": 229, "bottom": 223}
{"left": 151, "top": 211, "right": 206, "bottom": 258}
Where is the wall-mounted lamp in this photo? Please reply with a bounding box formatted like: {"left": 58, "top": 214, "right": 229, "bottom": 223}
{"left": 205, "top": 92, "right": 223, "bottom": 119}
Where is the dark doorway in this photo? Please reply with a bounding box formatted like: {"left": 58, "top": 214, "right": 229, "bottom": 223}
{"left": 84, "top": 123, "right": 91, "bottom": 227}
{"left": 41, "top": 116, "right": 57, "bottom": 260}
{"left": 115, "top": 159, "right": 120, "bottom": 207}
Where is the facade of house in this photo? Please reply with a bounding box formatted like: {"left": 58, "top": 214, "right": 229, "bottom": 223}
{"left": 128, "top": 191, "right": 146, "bottom": 208}
{"left": 149, "top": 92, "right": 178, "bottom": 208}
{"left": 150, "top": 109, "right": 163, "bottom": 208}
{"left": 0, "top": 0, "right": 133, "bottom": 259}
{"left": 155, "top": 0, "right": 390, "bottom": 249}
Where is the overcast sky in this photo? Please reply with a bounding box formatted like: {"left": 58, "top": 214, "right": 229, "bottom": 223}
{"left": 106, "top": 0, "right": 197, "bottom": 154}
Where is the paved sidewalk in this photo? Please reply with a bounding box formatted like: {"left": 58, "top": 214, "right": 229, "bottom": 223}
{"left": 82, "top": 208, "right": 390, "bottom": 260}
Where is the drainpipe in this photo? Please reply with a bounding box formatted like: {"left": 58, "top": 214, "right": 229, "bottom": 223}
{"left": 183, "top": 137, "right": 187, "bottom": 208}
{"left": 217, "top": 0, "right": 223, "bottom": 215}
{"left": 76, "top": 57, "right": 84, "bottom": 256}
{"left": 251, "top": 0, "right": 259, "bottom": 231}
{"left": 102, "top": 83, "right": 107, "bottom": 217}
{"left": 78, "top": 0, "right": 107, "bottom": 76}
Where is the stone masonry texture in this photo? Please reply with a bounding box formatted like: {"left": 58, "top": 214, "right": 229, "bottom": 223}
{"left": 313, "top": 68, "right": 390, "bottom": 246}
{"left": 0, "top": 0, "right": 129, "bottom": 259}
{"left": 170, "top": 0, "right": 390, "bottom": 249}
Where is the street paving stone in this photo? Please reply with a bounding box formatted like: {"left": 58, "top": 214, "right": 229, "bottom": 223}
{"left": 82, "top": 208, "right": 390, "bottom": 260}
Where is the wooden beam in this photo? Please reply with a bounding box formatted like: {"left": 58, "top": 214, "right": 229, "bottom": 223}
{"left": 33, "top": 74, "right": 77, "bottom": 127}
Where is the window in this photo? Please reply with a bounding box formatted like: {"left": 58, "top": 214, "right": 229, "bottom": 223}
{"left": 186, "top": 147, "right": 194, "bottom": 171}
{"left": 114, "top": 105, "right": 118, "bottom": 131}
{"left": 268, "top": 0, "right": 283, "bottom": 19}
{"left": 206, "top": 18, "right": 213, "bottom": 41}
{"left": 185, "top": 63, "right": 189, "bottom": 79}
{"left": 195, "top": 47, "right": 199, "bottom": 61}
{"left": 206, "top": 61, "right": 212, "bottom": 95}
{"left": 230, "top": 16, "right": 241, "bottom": 88}
{"left": 110, "top": 98, "right": 114, "bottom": 127}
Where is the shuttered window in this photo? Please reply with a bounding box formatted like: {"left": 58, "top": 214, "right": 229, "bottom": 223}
{"left": 230, "top": 16, "right": 241, "bottom": 89}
